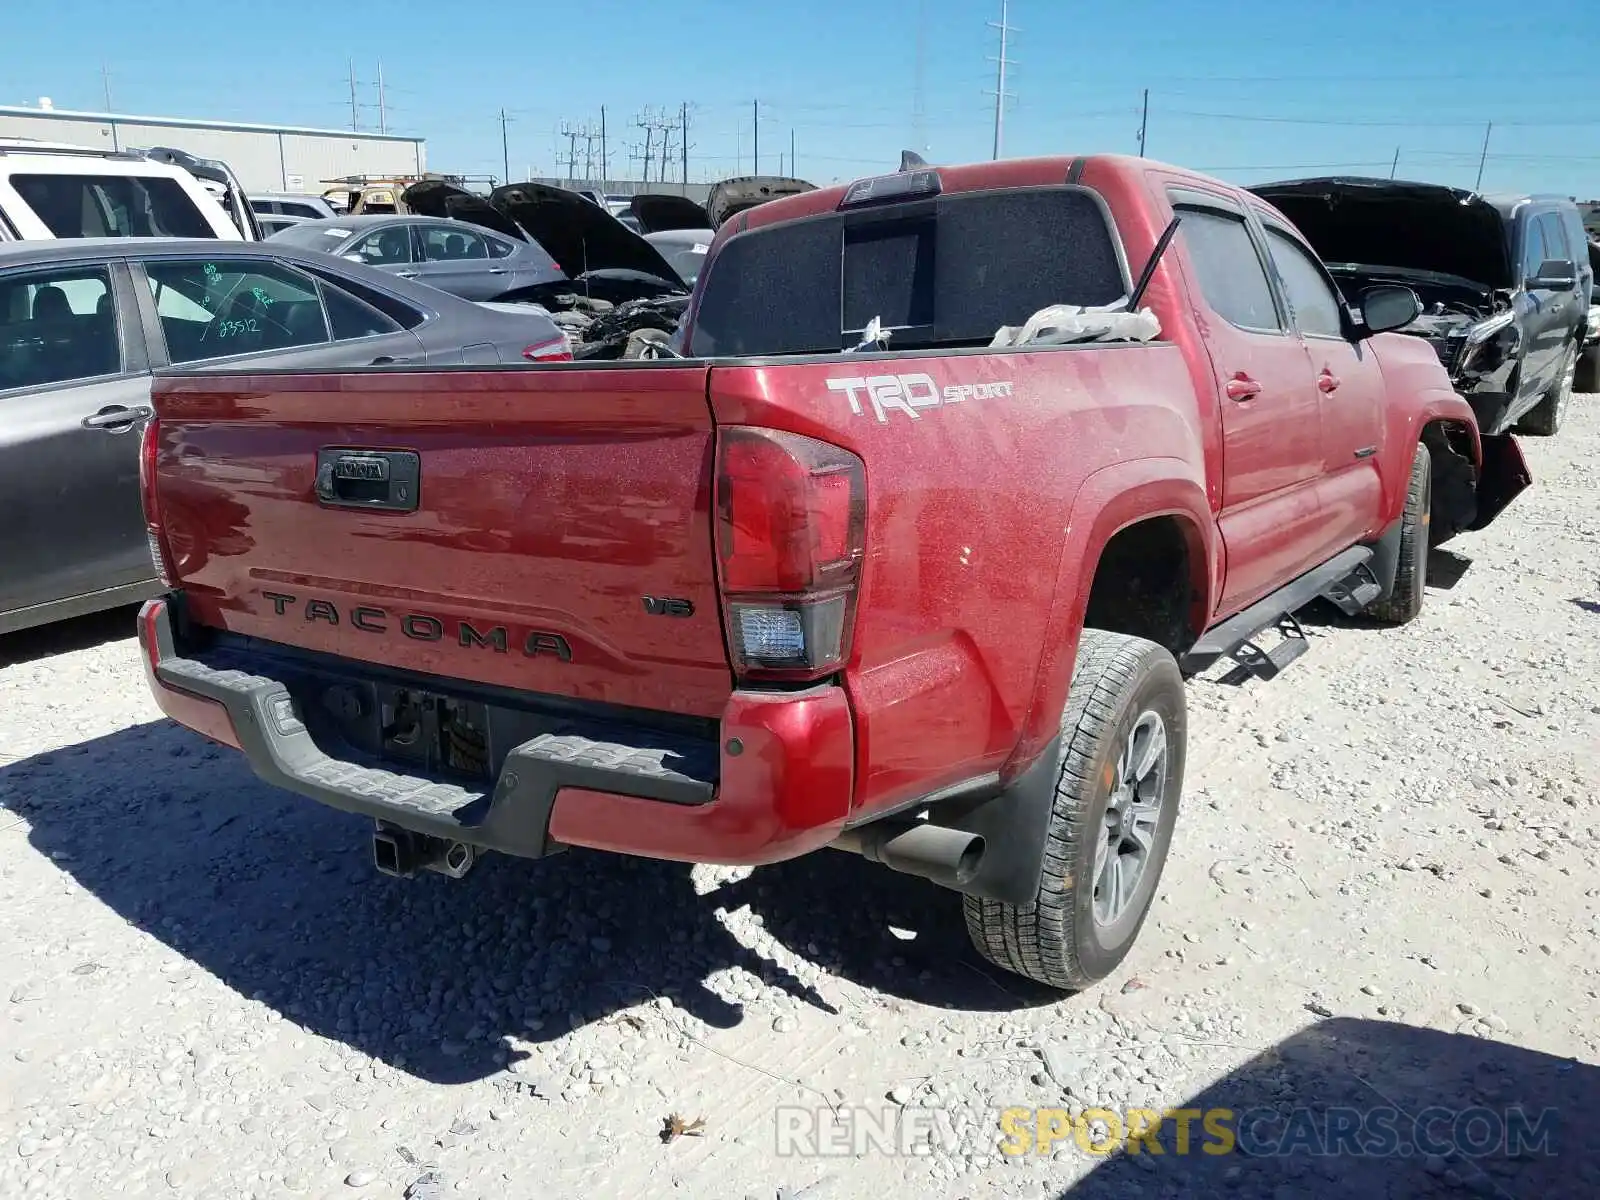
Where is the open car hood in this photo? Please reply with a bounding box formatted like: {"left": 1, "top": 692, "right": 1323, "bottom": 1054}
{"left": 629, "top": 193, "right": 711, "bottom": 233}
{"left": 1248, "top": 177, "right": 1513, "bottom": 291}
{"left": 705, "top": 175, "right": 816, "bottom": 228}
{"left": 489, "top": 182, "right": 684, "bottom": 285}
{"left": 398, "top": 180, "right": 528, "bottom": 241}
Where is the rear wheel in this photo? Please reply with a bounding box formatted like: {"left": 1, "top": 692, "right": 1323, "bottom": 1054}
{"left": 964, "top": 629, "right": 1185, "bottom": 992}
{"left": 1367, "top": 442, "right": 1430, "bottom": 626}
{"left": 1518, "top": 341, "right": 1577, "bottom": 436}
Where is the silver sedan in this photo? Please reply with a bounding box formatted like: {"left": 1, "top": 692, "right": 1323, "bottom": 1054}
{"left": 267, "top": 215, "right": 565, "bottom": 302}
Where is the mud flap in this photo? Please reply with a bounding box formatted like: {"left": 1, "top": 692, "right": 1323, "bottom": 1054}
{"left": 1470, "top": 433, "right": 1532, "bottom": 531}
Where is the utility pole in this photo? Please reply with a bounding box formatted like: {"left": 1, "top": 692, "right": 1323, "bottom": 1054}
{"left": 1137, "top": 88, "right": 1149, "bottom": 156}
{"left": 600, "top": 107, "right": 608, "bottom": 189}
{"left": 638, "top": 111, "right": 655, "bottom": 184}
{"left": 348, "top": 60, "right": 360, "bottom": 132}
{"left": 752, "top": 99, "right": 760, "bottom": 175}
{"left": 680, "top": 102, "right": 689, "bottom": 191}
{"left": 1474, "top": 121, "right": 1493, "bottom": 191}
{"left": 791, "top": 128, "right": 796, "bottom": 178}
{"left": 499, "top": 109, "right": 512, "bottom": 187}
{"left": 101, "top": 64, "right": 113, "bottom": 111}
{"left": 376, "top": 63, "right": 387, "bottom": 135}
{"left": 912, "top": 0, "right": 928, "bottom": 152}
{"left": 986, "top": 0, "right": 1017, "bottom": 160}
{"left": 1390, "top": 146, "right": 1400, "bottom": 179}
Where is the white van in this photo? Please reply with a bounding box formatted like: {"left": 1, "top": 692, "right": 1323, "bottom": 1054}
{"left": 0, "top": 140, "right": 247, "bottom": 241}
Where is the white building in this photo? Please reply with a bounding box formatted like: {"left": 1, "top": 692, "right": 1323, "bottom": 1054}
{"left": 0, "top": 103, "right": 425, "bottom": 195}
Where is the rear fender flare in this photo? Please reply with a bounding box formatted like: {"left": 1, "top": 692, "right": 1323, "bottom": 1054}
{"left": 1005, "top": 457, "right": 1214, "bottom": 775}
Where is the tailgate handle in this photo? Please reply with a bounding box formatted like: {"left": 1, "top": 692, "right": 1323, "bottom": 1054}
{"left": 314, "top": 448, "right": 421, "bottom": 513}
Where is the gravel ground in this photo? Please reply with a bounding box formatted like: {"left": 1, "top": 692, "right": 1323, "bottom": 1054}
{"left": 2, "top": 399, "right": 1598, "bottom": 1200}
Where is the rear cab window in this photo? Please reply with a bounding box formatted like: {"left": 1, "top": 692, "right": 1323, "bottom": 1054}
{"left": 6, "top": 173, "right": 218, "bottom": 238}
{"left": 689, "top": 186, "right": 1129, "bottom": 357}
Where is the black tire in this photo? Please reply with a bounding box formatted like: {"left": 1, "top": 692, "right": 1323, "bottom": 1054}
{"left": 1517, "top": 341, "right": 1577, "bottom": 436}
{"left": 963, "top": 629, "right": 1185, "bottom": 992}
{"left": 1577, "top": 342, "right": 1600, "bottom": 394}
{"left": 1366, "top": 442, "right": 1431, "bottom": 626}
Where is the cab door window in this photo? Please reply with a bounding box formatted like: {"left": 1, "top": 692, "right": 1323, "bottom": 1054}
{"left": 0, "top": 265, "right": 121, "bottom": 391}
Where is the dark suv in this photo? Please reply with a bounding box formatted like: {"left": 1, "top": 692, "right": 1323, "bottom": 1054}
{"left": 1250, "top": 178, "right": 1593, "bottom": 435}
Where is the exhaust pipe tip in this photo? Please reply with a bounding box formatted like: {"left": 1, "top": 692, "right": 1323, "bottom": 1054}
{"left": 830, "top": 821, "right": 986, "bottom": 891}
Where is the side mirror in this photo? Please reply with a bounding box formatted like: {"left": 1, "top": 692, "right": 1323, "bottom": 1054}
{"left": 1359, "top": 284, "right": 1422, "bottom": 335}
{"left": 341, "top": 253, "right": 364, "bottom": 263}
{"left": 1528, "top": 259, "right": 1576, "bottom": 290}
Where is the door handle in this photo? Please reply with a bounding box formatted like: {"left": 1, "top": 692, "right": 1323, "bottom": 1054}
{"left": 370, "top": 356, "right": 417, "bottom": 365}
{"left": 396, "top": 270, "right": 420, "bottom": 278}
{"left": 1317, "top": 372, "right": 1341, "bottom": 393}
{"left": 81, "top": 404, "right": 153, "bottom": 432}
{"left": 1224, "top": 375, "right": 1262, "bottom": 401}
{"left": 488, "top": 268, "right": 507, "bottom": 274}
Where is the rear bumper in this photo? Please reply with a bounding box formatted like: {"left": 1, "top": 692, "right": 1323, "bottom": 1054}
{"left": 137, "top": 596, "right": 854, "bottom": 866}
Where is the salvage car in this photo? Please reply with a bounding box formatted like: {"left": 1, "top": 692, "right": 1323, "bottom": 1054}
{"left": 1250, "top": 177, "right": 1593, "bottom": 436}
{"left": 0, "top": 238, "right": 568, "bottom": 636}
{"left": 0, "top": 139, "right": 246, "bottom": 241}
{"left": 134, "top": 154, "right": 1528, "bottom": 994}
{"left": 250, "top": 193, "right": 340, "bottom": 222}
{"left": 265, "top": 214, "right": 565, "bottom": 303}
{"left": 400, "top": 174, "right": 815, "bottom": 357}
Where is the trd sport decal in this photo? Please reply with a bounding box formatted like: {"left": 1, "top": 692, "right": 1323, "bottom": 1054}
{"left": 826, "top": 374, "right": 1015, "bottom": 423}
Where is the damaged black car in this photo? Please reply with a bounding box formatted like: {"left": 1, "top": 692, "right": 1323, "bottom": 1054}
{"left": 1250, "top": 177, "right": 1594, "bottom": 436}
{"left": 401, "top": 174, "right": 814, "bottom": 359}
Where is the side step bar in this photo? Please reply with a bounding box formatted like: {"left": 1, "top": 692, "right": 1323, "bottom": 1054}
{"left": 1180, "top": 546, "right": 1377, "bottom": 680}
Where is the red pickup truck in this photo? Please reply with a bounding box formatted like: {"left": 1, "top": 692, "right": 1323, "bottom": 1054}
{"left": 136, "top": 155, "right": 1528, "bottom": 993}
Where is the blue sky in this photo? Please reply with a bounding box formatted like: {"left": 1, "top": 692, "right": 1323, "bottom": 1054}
{"left": 5, "top": 0, "right": 1598, "bottom": 196}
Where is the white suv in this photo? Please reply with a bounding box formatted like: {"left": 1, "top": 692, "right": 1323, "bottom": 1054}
{"left": 0, "top": 139, "right": 246, "bottom": 242}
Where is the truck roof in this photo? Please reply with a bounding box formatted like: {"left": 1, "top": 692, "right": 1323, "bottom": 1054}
{"left": 728, "top": 154, "right": 1206, "bottom": 235}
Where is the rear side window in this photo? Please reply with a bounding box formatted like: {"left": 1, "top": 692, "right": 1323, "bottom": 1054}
{"left": 0, "top": 265, "right": 121, "bottom": 391}
{"left": 10, "top": 173, "right": 216, "bottom": 238}
{"left": 280, "top": 202, "right": 324, "bottom": 219}
{"left": 1263, "top": 227, "right": 1345, "bottom": 338}
{"left": 1177, "top": 208, "right": 1282, "bottom": 333}
{"left": 321, "top": 282, "right": 403, "bottom": 340}
{"left": 302, "top": 265, "right": 428, "bottom": 330}
{"left": 690, "top": 186, "right": 1127, "bottom": 356}
{"left": 145, "top": 258, "right": 330, "bottom": 363}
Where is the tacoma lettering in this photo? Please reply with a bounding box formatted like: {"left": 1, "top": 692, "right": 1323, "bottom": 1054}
{"left": 258, "top": 592, "right": 571, "bottom": 662}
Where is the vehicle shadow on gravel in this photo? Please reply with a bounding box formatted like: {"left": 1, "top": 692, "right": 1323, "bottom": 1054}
{"left": 8, "top": 719, "right": 1055, "bottom": 1086}
{"left": 0, "top": 605, "right": 141, "bottom": 669}
{"left": 1060, "top": 1017, "right": 1599, "bottom": 1200}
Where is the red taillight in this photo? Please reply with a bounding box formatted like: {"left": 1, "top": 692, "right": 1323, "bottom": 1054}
{"left": 714, "top": 427, "right": 866, "bottom": 683}
{"left": 139, "top": 416, "right": 175, "bottom": 587}
{"left": 522, "top": 334, "right": 573, "bottom": 362}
